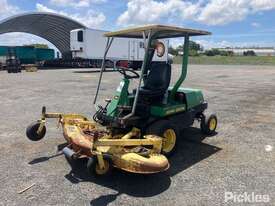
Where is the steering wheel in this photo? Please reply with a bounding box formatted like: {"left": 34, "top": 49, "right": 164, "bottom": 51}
{"left": 117, "top": 67, "right": 140, "bottom": 79}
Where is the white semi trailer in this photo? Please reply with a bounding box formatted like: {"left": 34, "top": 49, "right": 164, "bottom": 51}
{"left": 69, "top": 28, "right": 169, "bottom": 69}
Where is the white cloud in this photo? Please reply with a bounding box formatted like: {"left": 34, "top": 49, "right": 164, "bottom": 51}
{"left": 36, "top": 3, "right": 106, "bottom": 28}
{"left": 251, "top": 22, "right": 261, "bottom": 27}
{"left": 49, "top": 0, "right": 106, "bottom": 8}
{"left": 197, "top": 0, "right": 249, "bottom": 25}
{"left": 50, "top": 0, "right": 89, "bottom": 8}
{"left": 36, "top": 3, "right": 57, "bottom": 13}
{"left": 0, "top": 0, "right": 21, "bottom": 20}
{"left": 194, "top": 39, "right": 231, "bottom": 49}
{"left": 117, "top": 0, "right": 201, "bottom": 26}
{"left": 197, "top": 0, "right": 275, "bottom": 25}
{"left": 117, "top": 0, "right": 275, "bottom": 26}
{"left": 250, "top": 0, "right": 275, "bottom": 11}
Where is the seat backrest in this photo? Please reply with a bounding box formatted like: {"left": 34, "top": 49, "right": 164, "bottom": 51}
{"left": 144, "top": 63, "right": 171, "bottom": 92}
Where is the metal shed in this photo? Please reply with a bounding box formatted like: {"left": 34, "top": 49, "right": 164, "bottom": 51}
{"left": 0, "top": 12, "right": 86, "bottom": 57}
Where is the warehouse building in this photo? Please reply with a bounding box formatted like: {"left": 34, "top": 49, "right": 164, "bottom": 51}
{"left": 0, "top": 12, "right": 86, "bottom": 58}
{"left": 218, "top": 47, "right": 275, "bottom": 56}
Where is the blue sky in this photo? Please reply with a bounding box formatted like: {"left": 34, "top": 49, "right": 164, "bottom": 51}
{"left": 0, "top": 0, "right": 275, "bottom": 51}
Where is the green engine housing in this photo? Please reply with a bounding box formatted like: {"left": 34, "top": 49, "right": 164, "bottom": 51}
{"left": 150, "top": 87, "right": 204, "bottom": 117}
{"left": 176, "top": 87, "right": 204, "bottom": 110}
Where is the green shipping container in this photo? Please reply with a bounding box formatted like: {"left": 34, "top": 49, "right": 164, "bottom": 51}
{"left": 35, "top": 48, "right": 55, "bottom": 61}
{"left": 0, "top": 46, "right": 8, "bottom": 56}
{"left": 15, "top": 46, "right": 36, "bottom": 64}
{"left": 0, "top": 46, "right": 55, "bottom": 64}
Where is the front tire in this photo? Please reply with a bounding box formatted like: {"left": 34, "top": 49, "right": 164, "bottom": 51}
{"left": 146, "top": 120, "right": 179, "bottom": 157}
{"left": 200, "top": 114, "right": 218, "bottom": 135}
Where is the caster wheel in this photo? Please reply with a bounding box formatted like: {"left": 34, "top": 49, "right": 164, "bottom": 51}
{"left": 87, "top": 156, "right": 113, "bottom": 176}
{"left": 26, "top": 121, "right": 46, "bottom": 141}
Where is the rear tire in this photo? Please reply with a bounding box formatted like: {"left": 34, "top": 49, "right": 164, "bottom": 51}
{"left": 200, "top": 114, "right": 217, "bottom": 135}
{"left": 146, "top": 120, "right": 179, "bottom": 157}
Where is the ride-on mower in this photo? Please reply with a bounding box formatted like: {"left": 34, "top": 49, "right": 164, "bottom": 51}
{"left": 26, "top": 25, "right": 217, "bottom": 175}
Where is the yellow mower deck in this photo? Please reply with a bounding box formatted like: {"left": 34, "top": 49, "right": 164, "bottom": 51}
{"left": 36, "top": 109, "right": 169, "bottom": 174}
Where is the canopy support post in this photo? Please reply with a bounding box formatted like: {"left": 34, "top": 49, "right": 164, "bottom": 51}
{"left": 122, "top": 30, "right": 152, "bottom": 121}
{"left": 93, "top": 37, "right": 114, "bottom": 105}
{"left": 169, "top": 35, "right": 189, "bottom": 101}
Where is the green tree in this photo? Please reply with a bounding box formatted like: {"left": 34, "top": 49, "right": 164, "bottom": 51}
{"left": 243, "top": 50, "right": 256, "bottom": 56}
{"left": 189, "top": 49, "right": 199, "bottom": 56}
{"left": 189, "top": 41, "right": 201, "bottom": 51}
{"left": 168, "top": 41, "right": 202, "bottom": 56}
{"left": 178, "top": 41, "right": 202, "bottom": 55}
{"left": 204, "top": 50, "right": 215, "bottom": 56}
{"left": 204, "top": 49, "right": 223, "bottom": 56}
{"left": 168, "top": 46, "right": 178, "bottom": 56}
{"left": 24, "top": 44, "right": 49, "bottom": 49}
{"left": 220, "top": 50, "right": 234, "bottom": 56}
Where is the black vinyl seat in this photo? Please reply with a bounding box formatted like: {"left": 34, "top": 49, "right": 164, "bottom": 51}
{"left": 139, "top": 63, "right": 171, "bottom": 98}
{"left": 134, "top": 63, "right": 171, "bottom": 117}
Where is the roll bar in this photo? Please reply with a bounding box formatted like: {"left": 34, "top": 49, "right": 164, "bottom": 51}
{"left": 93, "top": 37, "right": 114, "bottom": 104}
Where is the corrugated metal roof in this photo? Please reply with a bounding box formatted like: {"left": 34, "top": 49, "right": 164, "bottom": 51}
{"left": 0, "top": 12, "right": 86, "bottom": 55}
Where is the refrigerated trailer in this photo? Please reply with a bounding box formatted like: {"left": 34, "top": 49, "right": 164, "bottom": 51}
{"left": 69, "top": 28, "right": 169, "bottom": 69}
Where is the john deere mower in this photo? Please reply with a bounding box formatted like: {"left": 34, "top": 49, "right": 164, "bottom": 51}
{"left": 26, "top": 25, "right": 217, "bottom": 176}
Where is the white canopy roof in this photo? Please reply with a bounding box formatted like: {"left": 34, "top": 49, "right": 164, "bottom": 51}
{"left": 105, "top": 24, "right": 211, "bottom": 39}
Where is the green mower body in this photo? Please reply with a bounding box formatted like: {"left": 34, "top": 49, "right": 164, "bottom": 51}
{"left": 27, "top": 25, "right": 218, "bottom": 176}
{"left": 92, "top": 25, "right": 217, "bottom": 155}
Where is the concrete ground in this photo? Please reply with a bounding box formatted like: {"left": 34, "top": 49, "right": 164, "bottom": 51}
{"left": 0, "top": 65, "right": 274, "bottom": 206}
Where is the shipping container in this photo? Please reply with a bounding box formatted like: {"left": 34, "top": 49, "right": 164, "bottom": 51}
{"left": 0, "top": 46, "right": 8, "bottom": 56}
{"left": 0, "top": 46, "right": 9, "bottom": 64}
{"left": 35, "top": 48, "right": 55, "bottom": 61}
{"left": 15, "top": 46, "right": 36, "bottom": 64}
{"left": 0, "top": 46, "right": 55, "bottom": 65}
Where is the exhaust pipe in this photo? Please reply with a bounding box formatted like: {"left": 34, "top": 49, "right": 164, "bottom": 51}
{"left": 62, "top": 147, "right": 76, "bottom": 159}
